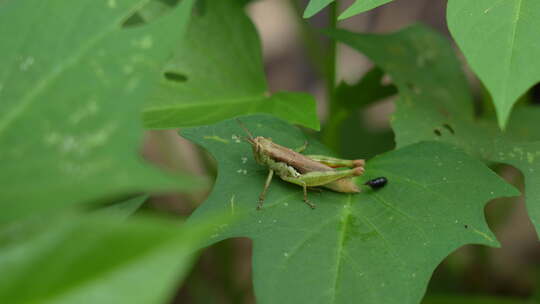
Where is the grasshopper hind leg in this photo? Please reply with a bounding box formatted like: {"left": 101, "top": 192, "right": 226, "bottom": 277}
{"left": 280, "top": 176, "right": 317, "bottom": 209}
{"left": 308, "top": 187, "right": 323, "bottom": 193}
{"left": 304, "top": 155, "right": 365, "bottom": 168}
{"left": 301, "top": 182, "right": 316, "bottom": 209}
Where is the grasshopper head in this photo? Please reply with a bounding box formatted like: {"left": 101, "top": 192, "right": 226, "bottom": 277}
{"left": 237, "top": 119, "right": 267, "bottom": 151}
{"left": 242, "top": 134, "right": 264, "bottom": 150}
{"left": 250, "top": 136, "right": 273, "bottom": 152}
{"left": 236, "top": 119, "right": 275, "bottom": 164}
{"left": 249, "top": 136, "right": 274, "bottom": 165}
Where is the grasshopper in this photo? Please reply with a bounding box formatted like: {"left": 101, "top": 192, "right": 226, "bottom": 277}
{"left": 238, "top": 120, "right": 365, "bottom": 210}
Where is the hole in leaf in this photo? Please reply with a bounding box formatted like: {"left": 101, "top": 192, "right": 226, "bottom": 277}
{"left": 433, "top": 129, "right": 442, "bottom": 136}
{"left": 464, "top": 225, "right": 469, "bottom": 229}
{"left": 442, "top": 123, "right": 455, "bottom": 134}
{"left": 164, "top": 71, "right": 188, "bottom": 82}
{"left": 532, "top": 83, "right": 540, "bottom": 105}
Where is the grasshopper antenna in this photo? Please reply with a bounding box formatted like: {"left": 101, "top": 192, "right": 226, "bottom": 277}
{"left": 236, "top": 119, "right": 255, "bottom": 144}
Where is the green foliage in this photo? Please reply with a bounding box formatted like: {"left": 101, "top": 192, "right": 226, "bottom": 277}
{"left": 182, "top": 115, "right": 518, "bottom": 304}
{"left": 97, "top": 195, "right": 149, "bottom": 219}
{"left": 322, "top": 67, "right": 397, "bottom": 157}
{"left": 303, "top": 0, "right": 333, "bottom": 18}
{"left": 304, "top": 0, "right": 393, "bottom": 19}
{"left": 0, "top": 213, "right": 212, "bottom": 304}
{"left": 142, "top": 0, "right": 319, "bottom": 130}
{"left": 447, "top": 0, "right": 540, "bottom": 129}
{"left": 2, "top": 0, "right": 539, "bottom": 302}
{"left": 422, "top": 295, "right": 530, "bottom": 304}
{"left": 337, "top": 0, "right": 393, "bottom": 20}
{"left": 306, "top": 0, "right": 540, "bottom": 127}
{"left": 333, "top": 68, "right": 397, "bottom": 111}
{"left": 326, "top": 25, "right": 540, "bottom": 238}
{"left": 0, "top": 0, "right": 200, "bottom": 223}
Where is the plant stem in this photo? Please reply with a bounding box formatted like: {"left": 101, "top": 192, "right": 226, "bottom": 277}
{"left": 322, "top": 2, "right": 339, "bottom": 152}
{"left": 326, "top": 2, "right": 338, "bottom": 109}
{"left": 288, "top": 0, "right": 327, "bottom": 77}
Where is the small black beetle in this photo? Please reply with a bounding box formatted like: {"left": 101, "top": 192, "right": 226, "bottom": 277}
{"left": 364, "top": 177, "right": 388, "bottom": 190}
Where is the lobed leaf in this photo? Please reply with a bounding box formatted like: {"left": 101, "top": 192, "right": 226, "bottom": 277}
{"left": 142, "top": 0, "right": 319, "bottom": 130}
{"left": 326, "top": 25, "right": 540, "bottom": 237}
{"left": 447, "top": 0, "right": 540, "bottom": 129}
{"left": 182, "top": 114, "right": 517, "bottom": 304}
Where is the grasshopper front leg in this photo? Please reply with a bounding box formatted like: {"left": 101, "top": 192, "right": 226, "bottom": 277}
{"left": 277, "top": 178, "right": 315, "bottom": 209}
{"left": 257, "top": 169, "right": 274, "bottom": 210}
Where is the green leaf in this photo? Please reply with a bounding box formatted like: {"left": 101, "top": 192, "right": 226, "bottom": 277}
{"left": 322, "top": 67, "right": 396, "bottom": 156}
{"left": 0, "top": 213, "right": 211, "bottom": 304}
{"left": 303, "top": 0, "right": 333, "bottom": 18}
{"left": 142, "top": 0, "right": 319, "bottom": 130}
{"left": 338, "top": 0, "right": 394, "bottom": 20}
{"left": 97, "top": 195, "right": 148, "bottom": 220}
{"left": 506, "top": 107, "right": 540, "bottom": 142}
{"left": 422, "top": 295, "right": 530, "bottom": 304}
{"left": 447, "top": 0, "right": 540, "bottom": 129}
{"left": 0, "top": 0, "right": 200, "bottom": 223}
{"left": 325, "top": 26, "right": 475, "bottom": 124}
{"left": 326, "top": 25, "right": 540, "bottom": 236}
{"left": 303, "top": 0, "right": 394, "bottom": 19}
{"left": 182, "top": 114, "right": 517, "bottom": 304}
{"left": 334, "top": 67, "right": 397, "bottom": 111}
